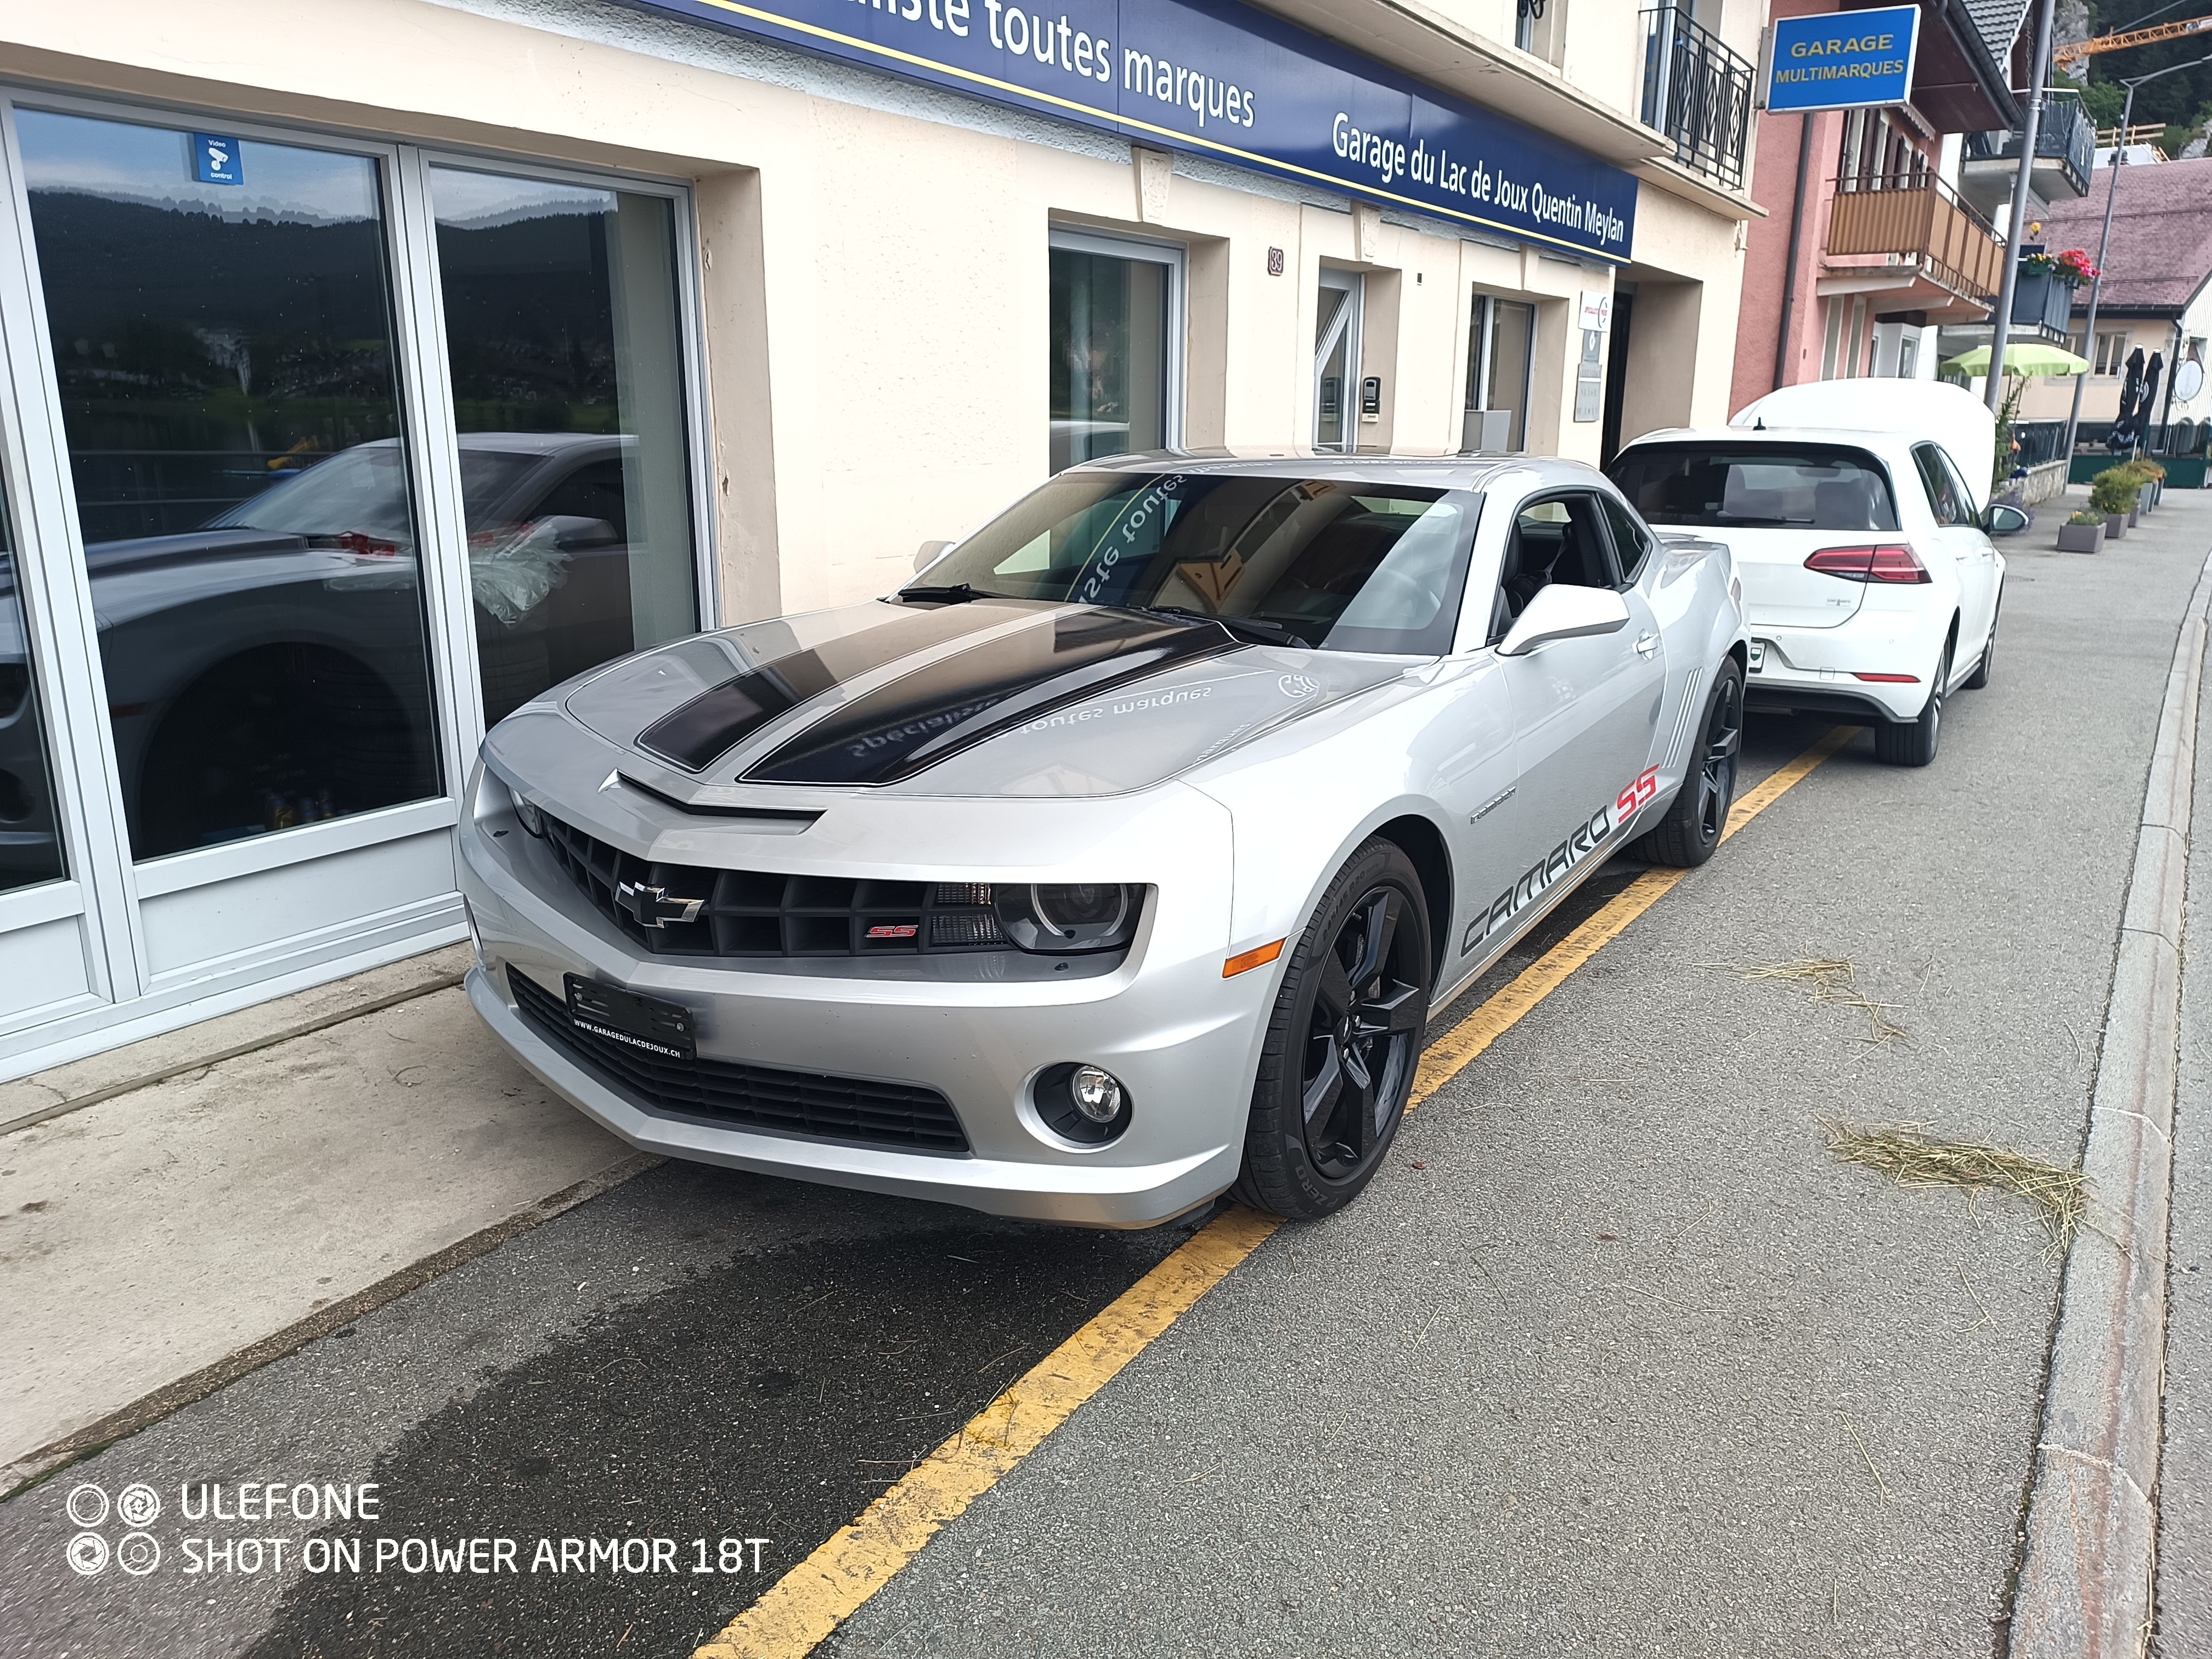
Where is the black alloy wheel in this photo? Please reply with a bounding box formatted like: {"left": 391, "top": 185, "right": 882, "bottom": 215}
{"left": 1632, "top": 656, "right": 1745, "bottom": 869}
{"left": 1300, "top": 887, "right": 1425, "bottom": 1181}
{"left": 1233, "top": 836, "right": 1432, "bottom": 1220}
{"left": 1690, "top": 668, "right": 1742, "bottom": 844}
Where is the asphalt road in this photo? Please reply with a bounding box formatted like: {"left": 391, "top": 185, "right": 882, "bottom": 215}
{"left": 2, "top": 499, "right": 2207, "bottom": 1659}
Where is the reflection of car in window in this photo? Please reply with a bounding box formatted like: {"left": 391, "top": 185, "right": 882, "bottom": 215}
{"left": 85, "top": 432, "right": 648, "bottom": 858}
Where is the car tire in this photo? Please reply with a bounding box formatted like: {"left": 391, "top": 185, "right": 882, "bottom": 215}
{"left": 1231, "top": 837, "right": 1432, "bottom": 1222}
{"left": 1630, "top": 657, "right": 1743, "bottom": 870}
{"left": 1874, "top": 641, "right": 1949, "bottom": 767}
{"left": 1962, "top": 600, "right": 1997, "bottom": 691}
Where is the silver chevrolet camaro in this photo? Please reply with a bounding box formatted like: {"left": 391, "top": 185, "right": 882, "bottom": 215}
{"left": 459, "top": 453, "right": 1747, "bottom": 1226}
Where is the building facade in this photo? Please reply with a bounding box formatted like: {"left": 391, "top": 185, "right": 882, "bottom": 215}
{"left": 1730, "top": 0, "right": 2028, "bottom": 411}
{"left": 0, "top": 0, "right": 1764, "bottom": 1075}
{"left": 2014, "top": 153, "right": 2212, "bottom": 456}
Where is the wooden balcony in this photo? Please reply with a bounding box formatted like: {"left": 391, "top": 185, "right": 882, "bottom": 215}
{"left": 1824, "top": 173, "right": 2005, "bottom": 308}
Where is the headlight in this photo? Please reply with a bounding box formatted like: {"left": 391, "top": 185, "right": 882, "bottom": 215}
{"left": 512, "top": 795, "right": 546, "bottom": 837}
{"left": 992, "top": 883, "right": 1141, "bottom": 953}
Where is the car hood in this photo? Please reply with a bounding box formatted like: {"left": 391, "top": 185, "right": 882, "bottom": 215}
{"left": 554, "top": 597, "right": 1410, "bottom": 799}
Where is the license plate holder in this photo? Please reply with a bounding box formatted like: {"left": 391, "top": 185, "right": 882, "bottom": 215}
{"left": 1747, "top": 640, "right": 1768, "bottom": 672}
{"left": 565, "top": 975, "right": 696, "bottom": 1063}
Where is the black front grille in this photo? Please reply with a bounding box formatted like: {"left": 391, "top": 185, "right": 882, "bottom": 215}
{"left": 538, "top": 812, "right": 1008, "bottom": 958}
{"left": 509, "top": 968, "right": 969, "bottom": 1154}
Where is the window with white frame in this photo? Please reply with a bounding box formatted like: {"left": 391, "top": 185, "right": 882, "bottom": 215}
{"left": 1048, "top": 228, "right": 1183, "bottom": 473}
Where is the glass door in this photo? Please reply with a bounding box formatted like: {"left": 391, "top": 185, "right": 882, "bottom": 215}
{"left": 1313, "top": 269, "right": 1362, "bottom": 453}
{"left": 1463, "top": 294, "right": 1536, "bottom": 453}
{"left": 15, "top": 109, "right": 445, "bottom": 865}
{"left": 0, "top": 88, "right": 711, "bottom": 1074}
{"left": 425, "top": 164, "right": 703, "bottom": 725}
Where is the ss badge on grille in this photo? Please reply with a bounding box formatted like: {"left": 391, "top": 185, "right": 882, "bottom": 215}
{"left": 614, "top": 880, "right": 706, "bottom": 929}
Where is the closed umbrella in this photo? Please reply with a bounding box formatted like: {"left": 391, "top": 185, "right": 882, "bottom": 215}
{"left": 2140, "top": 351, "right": 2166, "bottom": 447}
{"left": 2116, "top": 348, "right": 2147, "bottom": 452}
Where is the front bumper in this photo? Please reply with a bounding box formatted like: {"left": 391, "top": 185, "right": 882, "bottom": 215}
{"left": 458, "top": 769, "right": 1265, "bottom": 1228}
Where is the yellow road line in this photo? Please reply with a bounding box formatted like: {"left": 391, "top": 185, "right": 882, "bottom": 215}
{"left": 1413, "top": 721, "right": 1857, "bottom": 1102}
{"left": 692, "top": 724, "right": 1857, "bottom": 1659}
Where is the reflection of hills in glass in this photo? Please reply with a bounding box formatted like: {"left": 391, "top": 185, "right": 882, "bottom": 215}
{"left": 25, "top": 182, "right": 363, "bottom": 228}
{"left": 436, "top": 204, "right": 623, "bottom": 432}
{"left": 26, "top": 191, "right": 404, "bottom": 542}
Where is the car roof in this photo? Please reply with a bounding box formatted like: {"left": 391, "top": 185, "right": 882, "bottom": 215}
{"left": 1613, "top": 426, "right": 1922, "bottom": 460}
{"left": 1061, "top": 447, "right": 1616, "bottom": 493}
{"left": 456, "top": 432, "right": 628, "bottom": 457}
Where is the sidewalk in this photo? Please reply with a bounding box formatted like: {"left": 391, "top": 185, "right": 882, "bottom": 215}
{"left": 0, "top": 946, "right": 640, "bottom": 1488}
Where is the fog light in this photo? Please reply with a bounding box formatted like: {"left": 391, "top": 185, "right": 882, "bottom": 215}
{"left": 1070, "top": 1064, "right": 1124, "bottom": 1124}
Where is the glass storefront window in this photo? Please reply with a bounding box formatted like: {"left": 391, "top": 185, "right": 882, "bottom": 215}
{"left": 428, "top": 167, "right": 701, "bottom": 725}
{"left": 1463, "top": 294, "right": 1535, "bottom": 453}
{"left": 18, "top": 111, "right": 442, "bottom": 861}
{"left": 1049, "top": 238, "right": 1173, "bottom": 473}
{"left": 0, "top": 484, "right": 65, "bottom": 893}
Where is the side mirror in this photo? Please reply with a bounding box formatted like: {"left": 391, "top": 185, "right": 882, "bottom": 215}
{"left": 550, "top": 516, "right": 620, "bottom": 549}
{"left": 1496, "top": 585, "right": 1633, "bottom": 657}
{"left": 915, "top": 539, "right": 953, "bottom": 572}
{"left": 1984, "top": 503, "right": 2030, "bottom": 537}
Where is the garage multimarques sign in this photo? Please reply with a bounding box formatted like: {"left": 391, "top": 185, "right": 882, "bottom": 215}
{"left": 620, "top": 0, "right": 1638, "bottom": 262}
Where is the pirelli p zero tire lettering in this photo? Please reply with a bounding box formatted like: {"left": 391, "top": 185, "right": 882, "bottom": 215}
{"left": 1233, "top": 837, "right": 1432, "bottom": 1222}
{"left": 1875, "top": 639, "right": 1948, "bottom": 768}
{"left": 1630, "top": 656, "right": 1743, "bottom": 870}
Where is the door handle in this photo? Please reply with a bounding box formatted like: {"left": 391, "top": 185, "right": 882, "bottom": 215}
{"left": 1634, "top": 631, "right": 1658, "bottom": 658}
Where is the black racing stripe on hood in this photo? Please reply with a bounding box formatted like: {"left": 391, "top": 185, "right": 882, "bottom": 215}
{"left": 741, "top": 608, "right": 1245, "bottom": 786}
{"left": 634, "top": 600, "right": 1031, "bottom": 772}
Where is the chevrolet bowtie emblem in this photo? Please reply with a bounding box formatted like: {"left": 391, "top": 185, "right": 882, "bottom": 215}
{"left": 614, "top": 880, "right": 706, "bottom": 929}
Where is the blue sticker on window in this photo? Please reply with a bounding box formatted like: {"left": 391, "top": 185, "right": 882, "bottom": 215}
{"left": 191, "top": 133, "right": 242, "bottom": 186}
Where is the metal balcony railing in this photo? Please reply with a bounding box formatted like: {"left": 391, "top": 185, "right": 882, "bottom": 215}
{"left": 1963, "top": 93, "right": 2095, "bottom": 196}
{"left": 1640, "top": 4, "right": 1753, "bottom": 191}
{"left": 1825, "top": 172, "right": 2006, "bottom": 305}
{"left": 2011, "top": 419, "right": 2068, "bottom": 470}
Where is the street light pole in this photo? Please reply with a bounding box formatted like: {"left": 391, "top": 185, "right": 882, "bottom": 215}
{"left": 1987, "top": 0, "right": 2055, "bottom": 412}
{"left": 2061, "top": 52, "right": 2212, "bottom": 458}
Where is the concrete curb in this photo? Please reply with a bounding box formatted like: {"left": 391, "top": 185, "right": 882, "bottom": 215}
{"left": 2009, "top": 549, "right": 2212, "bottom": 1658}
{"left": 0, "top": 1149, "right": 662, "bottom": 1501}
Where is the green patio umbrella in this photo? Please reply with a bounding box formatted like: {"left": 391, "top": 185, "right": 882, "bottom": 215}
{"left": 1942, "top": 342, "right": 2090, "bottom": 376}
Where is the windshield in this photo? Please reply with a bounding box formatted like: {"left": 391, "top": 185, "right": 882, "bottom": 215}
{"left": 1607, "top": 443, "right": 1899, "bottom": 532}
{"left": 208, "top": 443, "right": 541, "bottom": 539}
{"left": 915, "top": 471, "right": 1475, "bottom": 655}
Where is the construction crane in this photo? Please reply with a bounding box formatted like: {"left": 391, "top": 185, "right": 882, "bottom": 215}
{"left": 2053, "top": 14, "right": 2212, "bottom": 71}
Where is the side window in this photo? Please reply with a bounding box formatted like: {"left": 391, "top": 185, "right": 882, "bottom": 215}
{"left": 1934, "top": 447, "right": 1984, "bottom": 522}
{"left": 1599, "top": 494, "right": 1655, "bottom": 585}
{"left": 1491, "top": 493, "right": 1618, "bottom": 641}
{"left": 1913, "top": 444, "right": 1967, "bottom": 526}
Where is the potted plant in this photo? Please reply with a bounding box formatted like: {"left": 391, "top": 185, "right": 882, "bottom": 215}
{"left": 2090, "top": 467, "right": 2142, "bottom": 537}
{"left": 2057, "top": 509, "right": 2106, "bottom": 553}
{"left": 2129, "top": 456, "right": 2166, "bottom": 513}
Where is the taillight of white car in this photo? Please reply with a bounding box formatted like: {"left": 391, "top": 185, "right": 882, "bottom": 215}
{"left": 1801, "top": 544, "right": 1931, "bottom": 584}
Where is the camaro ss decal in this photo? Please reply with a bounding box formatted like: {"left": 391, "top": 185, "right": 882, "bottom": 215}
{"left": 635, "top": 600, "right": 1020, "bottom": 771}
{"left": 1460, "top": 766, "right": 1661, "bottom": 955}
{"left": 742, "top": 607, "right": 1243, "bottom": 786}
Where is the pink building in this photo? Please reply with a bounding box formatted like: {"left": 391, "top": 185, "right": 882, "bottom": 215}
{"left": 1733, "top": 0, "right": 2046, "bottom": 415}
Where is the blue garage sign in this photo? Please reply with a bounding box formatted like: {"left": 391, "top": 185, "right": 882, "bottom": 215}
{"left": 1765, "top": 5, "right": 1918, "bottom": 114}
{"left": 623, "top": 0, "right": 1637, "bottom": 261}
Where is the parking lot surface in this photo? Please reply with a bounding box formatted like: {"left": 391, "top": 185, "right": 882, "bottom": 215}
{"left": 2, "top": 495, "right": 2207, "bottom": 1659}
